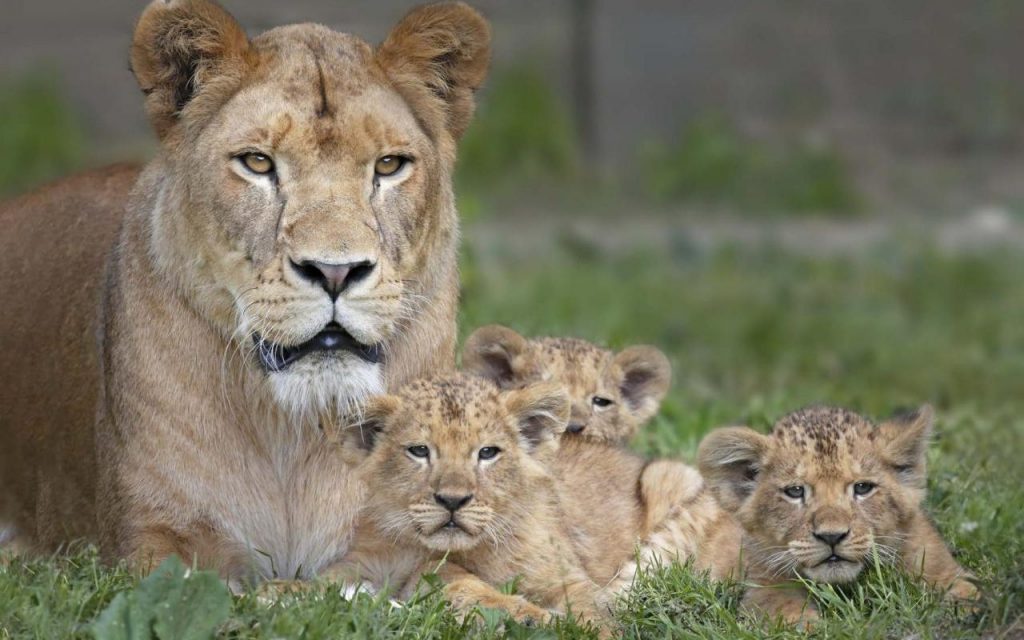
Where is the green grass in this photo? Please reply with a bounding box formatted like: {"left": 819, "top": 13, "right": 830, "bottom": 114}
{"left": 0, "top": 72, "right": 85, "bottom": 197}
{"left": 3, "top": 235, "right": 1023, "bottom": 638}
{"left": 641, "top": 114, "right": 860, "bottom": 215}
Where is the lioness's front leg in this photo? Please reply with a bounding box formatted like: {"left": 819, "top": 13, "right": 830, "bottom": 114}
{"left": 408, "top": 561, "right": 551, "bottom": 626}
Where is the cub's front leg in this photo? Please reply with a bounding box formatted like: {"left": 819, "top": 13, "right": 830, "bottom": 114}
{"left": 901, "top": 516, "right": 980, "bottom": 602}
{"left": 408, "top": 560, "right": 552, "bottom": 626}
{"left": 742, "top": 581, "right": 818, "bottom": 628}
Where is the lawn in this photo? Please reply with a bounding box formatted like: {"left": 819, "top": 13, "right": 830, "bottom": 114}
{"left": 2, "top": 224, "right": 1022, "bottom": 639}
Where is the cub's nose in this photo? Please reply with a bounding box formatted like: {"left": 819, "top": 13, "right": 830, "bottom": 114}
{"left": 566, "top": 422, "right": 586, "bottom": 434}
{"left": 290, "top": 258, "right": 375, "bottom": 299}
{"left": 434, "top": 493, "right": 473, "bottom": 513}
{"left": 813, "top": 529, "right": 850, "bottom": 547}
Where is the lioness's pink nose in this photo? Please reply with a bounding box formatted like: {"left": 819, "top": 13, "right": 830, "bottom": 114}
{"left": 290, "top": 258, "right": 375, "bottom": 298}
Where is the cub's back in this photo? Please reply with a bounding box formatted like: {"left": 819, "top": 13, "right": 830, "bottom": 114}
{"left": 549, "top": 438, "right": 648, "bottom": 586}
{"left": 0, "top": 164, "right": 139, "bottom": 545}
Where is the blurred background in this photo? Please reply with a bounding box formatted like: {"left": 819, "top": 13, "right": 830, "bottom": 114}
{"left": 2, "top": 0, "right": 1024, "bottom": 426}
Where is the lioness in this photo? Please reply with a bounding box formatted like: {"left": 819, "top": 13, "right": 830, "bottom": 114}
{"left": 329, "top": 373, "right": 608, "bottom": 628}
{"left": 0, "top": 0, "right": 489, "bottom": 582}
{"left": 698, "top": 405, "right": 979, "bottom": 624}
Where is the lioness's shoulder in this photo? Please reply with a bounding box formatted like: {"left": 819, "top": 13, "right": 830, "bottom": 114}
{"left": 0, "top": 163, "right": 140, "bottom": 280}
{"left": 0, "top": 163, "right": 140, "bottom": 219}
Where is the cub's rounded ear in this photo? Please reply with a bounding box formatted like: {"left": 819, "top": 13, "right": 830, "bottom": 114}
{"left": 503, "top": 382, "right": 570, "bottom": 453}
{"left": 131, "top": 0, "right": 252, "bottom": 140}
{"left": 876, "top": 404, "right": 934, "bottom": 488}
{"left": 613, "top": 345, "right": 672, "bottom": 423}
{"left": 342, "top": 395, "right": 403, "bottom": 463}
{"left": 377, "top": 2, "right": 491, "bottom": 141}
{"left": 697, "top": 426, "right": 769, "bottom": 512}
{"left": 462, "top": 325, "right": 533, "bottom": 388}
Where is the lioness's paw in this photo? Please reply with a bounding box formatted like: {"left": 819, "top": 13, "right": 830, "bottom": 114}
{"left": 254, "top": 579, "right": 310, "bottom": 604}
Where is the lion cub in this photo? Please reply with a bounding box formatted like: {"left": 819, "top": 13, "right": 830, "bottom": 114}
{"left": 463, "top": 325, "right": 671, "bottom": 444}
{"left": 699, "top": 405, "right": 979, "bottom": 624}
{"left": 327, "top": 374, "right": 608, "bottom": 627}
{"left": 463, "top": 325, "right": 741, "bottom": 591}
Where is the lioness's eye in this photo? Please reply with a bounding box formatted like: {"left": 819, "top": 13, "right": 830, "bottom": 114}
{"left": 478, "top": 446, "right": 501, "bottom": 461}
{"left": 783, "top": 485, "right": 805, "bottom": 500}
{"left": 407, "top": 445, "right": 429, "bottom": 459}
{"left": 853, "top": 481, "right": 876, "bottom": 497}
{"left": 374, "top": 155, "right": 407, "bottom": 177}
{"left": 592, "top": 396, "right": 613, "bottom": 408}
{"left": 238, "top": 152, "right": 275, "bottom": 175}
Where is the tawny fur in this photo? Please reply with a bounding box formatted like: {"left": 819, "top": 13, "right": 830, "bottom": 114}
{"left": 462, "top": 326, "right": 740, "bottom": 594}
{"left": 463, "top": 325, "right": 671, "bottom": 445}
{"left": 548, "top": 440, "right": 743, "bottom": 595}
{"left": 698, "top": 405, "right": 979, "bottom": 625}
{"left": 0, "top": 1, "right": 489, "bottom": 581}
{"left": 325, "top": 373, "right": 610, "bottom": 629}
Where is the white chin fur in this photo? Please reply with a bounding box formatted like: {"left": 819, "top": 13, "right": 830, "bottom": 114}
{"left": 268, "top": 354, "right": 384, "bottom": 421}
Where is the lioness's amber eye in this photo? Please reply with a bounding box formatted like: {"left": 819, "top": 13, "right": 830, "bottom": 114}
{"left": 478, "top": 446, "right": 501, "bottom": 461}
{"left": 374, "top": 155, "right": 406, "bottom": 176}
{"left": 407, "top": 445, "right": 429, "bottom": 459}
{"left": 783, "top": 485, "right": 805, "bottom": 500}
{"left": 239, "top": 152, "right": 275, "bottom": 175}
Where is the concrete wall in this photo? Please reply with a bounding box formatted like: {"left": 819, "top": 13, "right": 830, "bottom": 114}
{"left": 4, "top": 1, "right": 1023, "bottom": 172}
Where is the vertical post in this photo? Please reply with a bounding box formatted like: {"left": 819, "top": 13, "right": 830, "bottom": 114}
{"left": 569, "top": 0, "right": 596, "bottom": 161}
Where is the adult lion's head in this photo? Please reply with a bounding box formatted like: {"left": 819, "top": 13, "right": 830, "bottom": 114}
{"left": 130, "top": 0, "right": 490, "bottom": 418}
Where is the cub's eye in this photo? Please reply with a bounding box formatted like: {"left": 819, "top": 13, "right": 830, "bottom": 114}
{"left": 853, "top": 481, "right": 876, "bottom": 497}
{"left": 374, "top": 155, "right": 408, "bottom": 177}
{"left": 238, "top": 152, "right": 275, "bottom": 175}
{"left": 783, "top": 485, "right": 805, "bottom": 500}
{"left": 478, "top": 446, "right": 501, "bottom": 461}
{"left": 592, "top": 396, "right": 613, "bottom": 408}
{"left": 407, "top": 445, "right": 429, "bottom": 459}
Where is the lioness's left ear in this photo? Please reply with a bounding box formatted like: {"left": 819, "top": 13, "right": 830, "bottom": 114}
{"left": 613, "top": 346, "right": 672, "bottom": 423}
{"left": 504, "top": 382, "right": 569, "bottom": 453}
{"left": 377, "top": 2, "right": 491, "bottom": 141}
{"left": 131, "top": 0, "right": 252, "bottom": 141}
{"left": 876, "top": 405, "right": 934, "bottom": 487}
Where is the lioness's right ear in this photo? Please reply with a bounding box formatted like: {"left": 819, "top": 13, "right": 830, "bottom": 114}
{"left": 131, "top": 0, "right": 251, "bottom": 140}
{"left": 697, "top": 426, "right": 769, "bottom": 512}
{"left": 377, "top": 2, "right": 491, "bottom": 141}
{"left": 504, "top": 382, "right": 570, "bottom": 454}
{"left": 344, "top": 395, "right": 402, "bottom": 461}
{"left": 462, "top": 325, "right": 533, "bottom": 388}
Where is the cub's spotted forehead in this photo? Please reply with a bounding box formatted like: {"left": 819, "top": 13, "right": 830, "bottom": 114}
{"left": 396, "top": 373, "right": 502, "bottom": 423}
{"left": 534, "top": 337, "right": 611, "bottom": 385}
{"left": 770, "top": 406, "right": 875, "bottom": 460}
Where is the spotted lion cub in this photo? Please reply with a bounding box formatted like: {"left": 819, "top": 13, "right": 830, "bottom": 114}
{"left": 463, "top": 325, "right": 741, "bottom": 591}
{"left": 699, "top": 405, "right": 979, "bottom": 625}
{"left": 463, "top": 325, "right": 671, "bottom": 444}
{"left": 327, "top": 374, "right": 608, "bottom": 628}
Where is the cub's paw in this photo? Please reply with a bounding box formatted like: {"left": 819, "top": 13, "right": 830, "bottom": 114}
{"left": 500, "top": 598, "right": 553, "bottom": 627}
{"left": 944, "top": 576, "right": 983, "bottom": 616}
{"left": 946, "top": 577, "right": 980, "bottom": 602}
